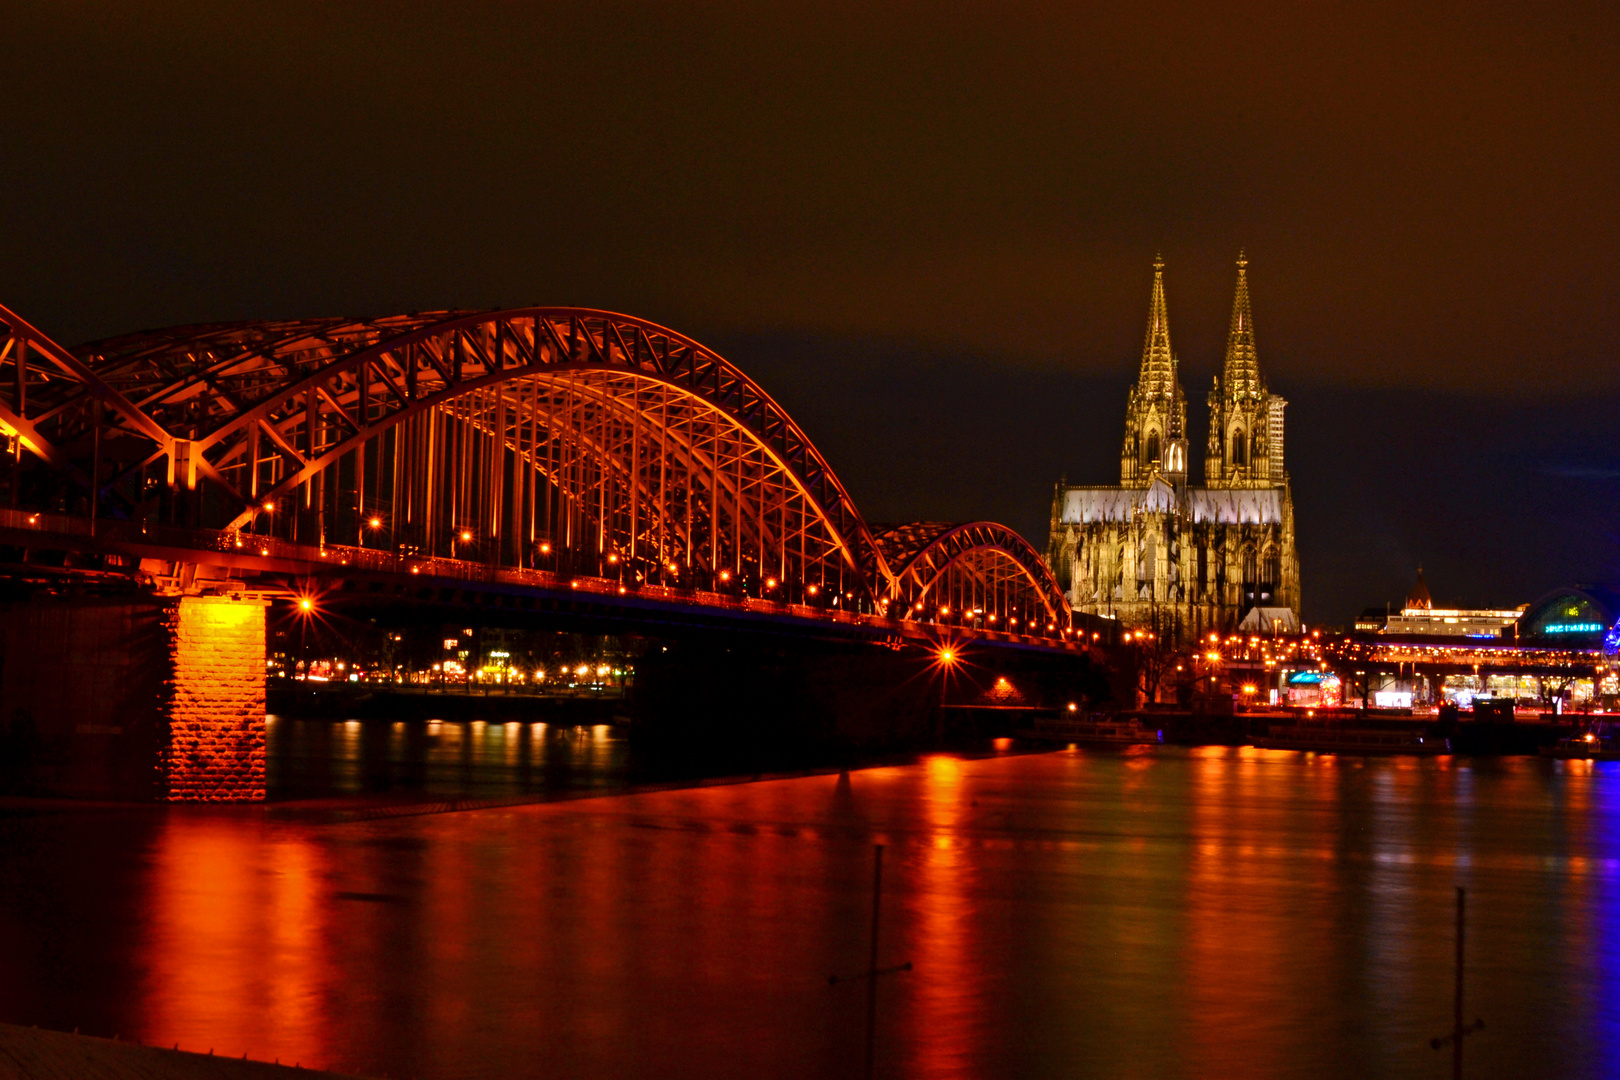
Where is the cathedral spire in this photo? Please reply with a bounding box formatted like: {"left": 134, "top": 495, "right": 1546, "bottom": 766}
{"left": 1136, "top": 253, "right": 1177, "bottom": 399}
{"left": 1222, "top": 250, "right": 1262, "bottom": 397}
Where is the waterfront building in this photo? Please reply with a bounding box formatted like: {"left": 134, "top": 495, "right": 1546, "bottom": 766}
{"left": 1046, "top": 254, "right": 1301, "bottom": 644}
{"left": 1336, "top": 577, "right": 1620, "bottom": 710}
{"left": 1380, "top": 568, "right": 1524, "bottom": 638}
{"left": 1514, "top": 585, "right": 1620, "bottom": 651}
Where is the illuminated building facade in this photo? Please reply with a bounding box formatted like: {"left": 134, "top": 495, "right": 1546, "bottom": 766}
{"left": 1047, "top": 254, "right": 1300, "bottom": 643}
{"left": 1379, "top": 568, "right": 1524, "bottom": 638}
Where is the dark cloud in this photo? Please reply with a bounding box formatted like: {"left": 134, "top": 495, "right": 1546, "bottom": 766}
{"left": 0, "top": 2, "right": 1616, "bottom": 619}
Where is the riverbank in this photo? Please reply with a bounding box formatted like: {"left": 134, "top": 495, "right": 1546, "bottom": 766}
{"left": 0, "top": 1022, "right": 363, "bottom": 1079}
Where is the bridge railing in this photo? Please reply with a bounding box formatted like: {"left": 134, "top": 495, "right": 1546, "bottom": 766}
{"left": 0, "top": 507, "right": 1078, "bottom": 650}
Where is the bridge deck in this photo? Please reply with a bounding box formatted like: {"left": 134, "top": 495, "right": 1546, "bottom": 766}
{"left": 0, "top": 507, "right": 1083, "bottom": 654}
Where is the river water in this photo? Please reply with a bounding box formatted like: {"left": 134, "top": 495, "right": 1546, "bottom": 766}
{"left": 2, "top": 726, "right": 1618, "bottom": 1079}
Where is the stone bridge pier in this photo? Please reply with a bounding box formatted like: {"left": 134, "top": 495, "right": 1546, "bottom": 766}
{"left": 0, "top": 593, "right": 269, "bottom": 801}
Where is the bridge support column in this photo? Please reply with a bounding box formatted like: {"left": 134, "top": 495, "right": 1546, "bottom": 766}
{"left": 0, "top": 593, "right": 268, "bottom": 801}
{"left": 161, "top": 595, "right": 268, "bottom": 801}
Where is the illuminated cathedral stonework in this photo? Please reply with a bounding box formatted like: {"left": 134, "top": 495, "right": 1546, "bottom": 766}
{"left": 1046, "top": 254, "right": 1301, "bottom": 642}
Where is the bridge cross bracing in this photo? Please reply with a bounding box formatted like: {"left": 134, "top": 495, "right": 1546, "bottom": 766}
{"left": 0, "top": 303, "right": 1074, "bottom": 644}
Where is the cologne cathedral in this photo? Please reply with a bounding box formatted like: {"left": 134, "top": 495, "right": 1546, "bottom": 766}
{"left": 1046, "top": 254, "right": 1301, "bottom": 642}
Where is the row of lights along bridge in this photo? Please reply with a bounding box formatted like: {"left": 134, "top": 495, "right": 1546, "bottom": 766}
{"left": 268, "top": 505, "right": 1070, "bottom": 637}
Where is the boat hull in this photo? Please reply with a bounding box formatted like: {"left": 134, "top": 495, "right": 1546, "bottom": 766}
{"left": 1018, "top": 721, "right": 1162, "bottom": 746}
{"left": 1254, "top": 729, "right": 1450, "bottom": 755}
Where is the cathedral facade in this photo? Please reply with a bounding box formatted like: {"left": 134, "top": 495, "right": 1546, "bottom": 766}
{"left": 1046, "top": 254, "right": 1301, "bottom": 642}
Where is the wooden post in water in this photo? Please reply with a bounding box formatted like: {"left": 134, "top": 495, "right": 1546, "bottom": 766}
{"left": 829, "top": 842, "right": 911, "bottom": 1080}
{"left": 1430, "top": 885, "right": 1484, "bottom": 1075}
{"left": 864, "top": 844, "right": 882, "bottom": 1080}
{"left": 1454, "top": 886, "right": 1465, "bottom": 1080}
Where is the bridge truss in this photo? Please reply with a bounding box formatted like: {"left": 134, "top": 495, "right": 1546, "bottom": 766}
{"left": 0, "top": 303, "right": 1072, "bottom": 635}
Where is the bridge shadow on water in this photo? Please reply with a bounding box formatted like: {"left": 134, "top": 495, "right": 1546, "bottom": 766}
{"left": 265, "top": 714, "right": 1035, "bottom": 811}
{"left": 266, "top": 631, "right": 1110, "bottom": 807}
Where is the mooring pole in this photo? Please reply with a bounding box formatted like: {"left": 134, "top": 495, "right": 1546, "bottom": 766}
{"left": 1430, "top": 884, "right": 1483, "bottom": 1073}
{"left": 829, "top": 841, "right": 911, "bottom": 1077}
{"left": 865, "top": 843, "right": 883, "bottom": 1080}
{"left": 1453, "top": 886, "right": 1465, "bottom": 1080}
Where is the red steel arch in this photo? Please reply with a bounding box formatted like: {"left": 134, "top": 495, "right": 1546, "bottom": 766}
{"left": 0, "top": 302, "right": 1074, "bottom": 629}
{"left": 873, "top": 521, "right": 1070, "bottom": 631}
{"left": 93, "top": 309, "right": 891, "bottom": 600}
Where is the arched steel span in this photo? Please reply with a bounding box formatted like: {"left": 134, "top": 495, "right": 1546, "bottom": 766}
{"left": 873, "top": 521, "right": 1070, "bottom": 631}
{"left": 0, "top": 303, "right": 1073, "bottom": 625}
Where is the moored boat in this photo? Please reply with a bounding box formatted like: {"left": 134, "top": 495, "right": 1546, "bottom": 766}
{"left": 1019, "top": 716, "right": 1162, "bottom": 745}
{"left": 1254, "top": 724, "right": 1449, "bottom": 754}
{"left": 1541, "top": 729, "right": 1620, "bottom": 761}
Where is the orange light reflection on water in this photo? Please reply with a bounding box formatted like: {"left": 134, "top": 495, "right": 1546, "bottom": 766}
{"left": 140, "top": 817, "right": 331, "bottom": 1068}
{"left": 900, "top": 755, "right": 979, "bottom": 1079}
{"left": 11, "top": 746, "right": 1613, "bottom": 1079}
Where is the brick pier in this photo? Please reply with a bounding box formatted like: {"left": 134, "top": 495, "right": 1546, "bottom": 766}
{"left": 163, "top": 596, "right": 268, "bottom": 801}
{"left": 0, "top": 594, "right": 269, "bottom": 801}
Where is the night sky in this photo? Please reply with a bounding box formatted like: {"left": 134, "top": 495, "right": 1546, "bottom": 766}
{"left": 2, "top": 3, "right": 1617, "bottom": 624}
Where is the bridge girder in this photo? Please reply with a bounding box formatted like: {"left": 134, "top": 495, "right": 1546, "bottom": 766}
{"left": 873, "top": 521, "right": 1070, "bottom": 630}
{"left": 0, "top": 304, "right": 1075, "bottom": 630}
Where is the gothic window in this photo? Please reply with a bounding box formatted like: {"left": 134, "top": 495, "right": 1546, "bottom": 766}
{"left": 1263, "top": 550, "right": 1280, "bottom": 586}
{"left": 1126, "top": 432, "right": 1138, "bottom": 459}
{"left": 1253, "top": 431, "right": 1266, "bottom": 460}
{"left": 1141, "top": 534, "right": 1157, "bottom": 581}
{"left": 1197, "top": 545, "right": 1208, "bottom": 584}
{"left": 1231, "top": 429, "right": 1247, "bottom": 466}
{"left": 1241, "top": 548, "right": 1257, "bottom": 584}
{"left": 1145, "top": 431, "right": 1160, "bottom": 465}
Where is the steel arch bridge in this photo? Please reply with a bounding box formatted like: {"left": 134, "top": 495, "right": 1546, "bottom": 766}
{"left": 0, "top": 302, "right": 1073, "bottom": 642}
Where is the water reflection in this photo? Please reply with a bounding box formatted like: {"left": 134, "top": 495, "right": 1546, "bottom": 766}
{"left": 3, "top": 748, "right": 1620, "bottom": 1078}
{"left": 266, "top": 715, "right": 629, "bottom": 800}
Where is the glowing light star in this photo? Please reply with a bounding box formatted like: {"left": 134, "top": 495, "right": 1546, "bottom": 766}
{"left": 369, "top": 517, "right": 382, "bottom": 529}
{"left": 299, "top": 598, "right": 314, "bottom": 612}
{"left": 937, "top": 648, "right": 956, "bottom": 664}
{"left": 263, "top": 502, "right": 274, "bottom": 513}
{"left": 461, "top": 531, "right": 472, "bottom": 542}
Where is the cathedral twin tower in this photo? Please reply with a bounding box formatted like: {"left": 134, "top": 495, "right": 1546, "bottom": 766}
{"left": 1046, "top": 254, "right": 1301, "bottom": 641}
